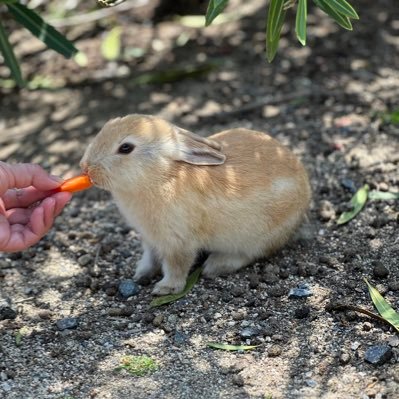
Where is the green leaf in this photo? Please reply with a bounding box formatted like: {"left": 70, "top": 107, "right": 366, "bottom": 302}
{"left": 365, "top": 279, "right": 399, "bottom": 333}
{"left": 150, "top": 267, "right": 202, "bottom": 308}
{"left": 7, "top": 3, "right": 77, "bottom": 58}
{"left": 115, "top": 355, "right": 158, "bottom": 376}
{"left": 207, "top": 342, "right": 259, "bottom": 351}
{"left": 205, "top": 0, "right": 229, "bottom": 26}
{"left": 0, "top": 19, "right": 25, "bottom": 87}
{"left": 328, "top": 0, "right": 359, "bottom": 19}
{"left": 368, "top": 191, "right": 399, "bottom": 201}
{"left": 101, "top": 27, "right": 122, "bottom": 61}
{"left": 314, "top": 0, "right": 353, "bottom": 30}
{"left": 337, "top": 184, "right": 369, "bottom": 225}
{"left": 295, "top": 0, "right": 307, "bottom": 46}
{"left": 266, "top": 0, "right": 286, "bottom": 62}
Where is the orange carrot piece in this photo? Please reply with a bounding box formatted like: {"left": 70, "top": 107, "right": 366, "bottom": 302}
{"left": 56, "top": 175, "right": 93, "bottom": 193}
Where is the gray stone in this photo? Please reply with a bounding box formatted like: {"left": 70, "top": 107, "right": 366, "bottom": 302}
{"left": 0, "top": 306, "right": 17, "bottom": 320}
{"left": 118, "top": 279, "right": 140, "bottom": 298}
{"left": 373, "top": 263, "right": 389, "bottom": 279}
{"left": 268, "top": 344, "right": 282, "bottom": 357}
{"left": 173, "top": 331, "right": 187, "bottom": 345}
{"left": 56, "top": 317, "right": 79, "bottom": 331}
{"left": 239, "top": 327, "right": 259, "bottom": 339}
{"left": 77, "top": 254, "right": 93, "bottom": 267}
{"left": 288, "top": 284, "right": 313, "bottom": 299}
{"left": 364, "top": 345, "right": 392, "bottom": 366}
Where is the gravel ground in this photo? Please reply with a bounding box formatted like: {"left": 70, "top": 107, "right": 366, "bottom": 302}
{"left": 0, "top": 0, "right": 399, "bottom": 398}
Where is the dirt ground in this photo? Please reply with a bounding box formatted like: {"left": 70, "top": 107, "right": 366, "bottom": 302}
{"left": 0, "top": 0, "right": 399, "bottom": 398}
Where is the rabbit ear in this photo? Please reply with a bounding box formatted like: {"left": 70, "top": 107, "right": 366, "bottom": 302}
{"left": 174, "top": 127, "right": 226, "bottom": 166}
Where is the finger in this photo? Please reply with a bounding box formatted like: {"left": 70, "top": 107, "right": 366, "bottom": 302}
{"left": 29, "top": 205, "right": 46, "bottom": 238}
{"left": 52, "top": 192, "right": 72, "bottom": 217}
{"left": 0, "top": 162, "right": 63, "bottom": 194}
{"left": 41, "top": 197, "right": 56, "bottom": 231}
{"left": 0, "top": 214, "right": 12, "bottom": 251}
{"left": 3, "top": 186, "right": 48, "bottom": 210}
{"left": 6, "top": 208, "right": 32, "bottom": 225}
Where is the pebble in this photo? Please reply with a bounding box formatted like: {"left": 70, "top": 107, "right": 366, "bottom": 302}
{"left": 262, "top": 272, "right": 279, "bottom": 284}
{"left": 269, "top": 286, "right": 285, "bottom": 297}
{"left": 288, "top": 284, "right": 313, "bottom": 299}
{"left": 388, "top": 280, "right": 399, "bottom": 291}
{"left": 294, "top": 306, "right": 310, "bottom": 319}
{"left": 232, "top": 374, "right": 244, "bottom": 387}
{"left": 232, "top": 310, "right": 246, "bottom": 321}
{"left": 239, "top": 327, "right": 259, "bottom": 339}
{"left": 364, "top": 345, "right": 392, "bottom": 366}
{"left": 108, "top": 307, "right": 134, "bottom": 317}
{"left": 0, "top": 306, "right": 17, "bottom": 320}
{"left": 341, "top": 178, "right": 357, "bottom": 193}
{"left": 152, "top": 314, "right": 164, "bottom": 327}
{"left": 77, "top": 254, "right": 93, "bottom": 267}
{"left": 173, "top": 331, "right": 187, "bottom": 345}
{"left": 268, "top": 344, "right": 282, "bottom": 357}
{"left": 56, "top": 317, "right": 79, "bottom": 331}
{"left": 1, "top": 382, "right": 11, "bottom": 392}
{"left": 0, "top": 371, "right": 7, "bottom": 381}
{"left": 118, "top": 279, "right": 140, "bottom": 298}
{"left": 351, "top": 341, "right": 361, "bottom": 351}
{"left": 340, "top": 352, "right": 351, "bottom": 365}
{"left": 373, "top": 263, "right": 389, "bottom": 279}
{"left": 305, "top": 379, "right": 317, "bottom": 388}
{"left": 248, "top": 274, "right": 259, "bottom": 289}
{"left": 388, "top": 336, "right": 399, "bottom": 347}
{"left": 231, "top": 286, "right": 245, "bottom": 297}
{"left": 318, "top": 200, "right": 336, "bottom": 221}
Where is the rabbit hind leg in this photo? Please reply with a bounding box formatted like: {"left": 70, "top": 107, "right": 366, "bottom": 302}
{"left": 202, "top": 252, "right": 253, "bottom": 278}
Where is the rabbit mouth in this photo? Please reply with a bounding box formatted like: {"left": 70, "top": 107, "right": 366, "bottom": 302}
{"left": 87, "top": 168, "right": 112, "bottom": 190}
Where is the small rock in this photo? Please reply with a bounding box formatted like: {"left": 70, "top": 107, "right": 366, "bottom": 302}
{"left": 340, "top": 352, "right": 351, "bottom": 365}
{"left": 108, "top": 307, "right": 134, "bottom": 317}
{"left": 231, "top": 286, "right": 245, "bottom": 297}
{"left": 1, "top": 382, "right": 11, "bottom": 392}
{"left": 232, "top": 310, "right": 246, "bottom": 321}
{"left": 351, "top": 341, "right": 361, "bottom": 351}
{"left": 388, "top": 280, "right": 399, "bottom": 291}
{"left": 288, "top": 284, "right": 313, "bottom": 299}
{"left": 373, "top": 263, "right": 389, "bottom": 279}
{"left": 232, "top": 374, "right": 244, "bottom": 387}
{"left": 262, "top": 272, "right": 279, "bottom": 284}
{"left": 362, "top": 322, "right": 372, "bottom": 331}
{"left": 0, "top": 371, "right": 7, "bottom": 381}
{"left": 118, "top": 279, "right": 140, "bottom": 298}
{"left": 294, "top": 306, "right": 310, "bottom": 319}
{"left": 364, "top": 345, "right": 392, "bottom": 366}
{"left": 378, "top": 182, "right": 389, "bottom": 191}
{"left": 56, "top": 317, "right": 79, "bottom": 331}
{"left": 319, "top": 200, "right": 336, "bottom": 221}
{"left": 388, "top": 336, "right": 399, "bottom": 348}
{"left": 268, "top": 344, "right": 282, "bottom": 357}
{"left": 239, "top": 327, "right": 259, "bottom": 339}
{"left": 173, "top": 331, "right": 187, "bottom": 345}
{"left": 248, "top": 274, "right": 259, "bottom": 289}
{"left": 77, "top": 254, "right": 93, "bottom": 267}
{"left": 213, "top": 312, "right": 222, "bottom": 320}
{"left": 38, "top": 310, "right": 52, "bottom": 320}
{"left": 152, "top": 314, "right": 164, "bottom": 327}
{"left": 305, "top": 379, "right": 317, "bottom": 388}
{"left": 269, "top": 286, "right": 285, "bottom": 297}
{"left": 0, "top": 306, "right": 17, "bottom": 320}
{"left": 341, "top": 178, "right": 357, "bottom": 193}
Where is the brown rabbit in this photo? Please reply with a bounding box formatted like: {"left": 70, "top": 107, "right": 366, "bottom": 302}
{"left": 80, "top": 115, "right": 311, "bottom": 295}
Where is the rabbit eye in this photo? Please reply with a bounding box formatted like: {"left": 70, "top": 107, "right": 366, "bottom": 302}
{"left": 118, "top": 143, "right": 135, "bottom": 154}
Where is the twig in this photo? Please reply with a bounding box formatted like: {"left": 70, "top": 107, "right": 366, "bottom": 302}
{"left": 329, "top": 302, "right": 389, "bottom": 325}
{"left": 48, "top": 0, "right": 149, "bottom": 27}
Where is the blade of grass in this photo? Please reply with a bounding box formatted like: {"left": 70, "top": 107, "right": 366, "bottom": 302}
{"left": 368, "top": 191, "right": 399, "bottom": 201}
{"left": 314, "top": 0, "right": 353, "bottom": 30}
{"left": 295, "top": 0, "right": 307, "bottom": 46}
{"left": 7, "top": 3, "right": 78, "bottom": 58}
{"left": 365, "top": 279, "right": 399, "bottom": 333}
{"left": 101, "top": 26, "right": 122, "bottom": 61}
{"left": 150, "top": 267, "right": 202, "bottom": 308}
{"left": 205, "top": 0, "right": 229, "bottom": 26}
{"left": 328, "top": 0, "right": 359, "bottom": 19}
{"left": 207, "top": 342, "right": 259, "bottom": 351}
{"left": 266, "top": 0, "right": 286, "bottom": 62}
{"left": 0, "top": 19, "right": 25, "bottom": 88}
{"left": 337, "top": 184, "right": 369, "bottom": 225}
{"left": 267, "top": 0, "right": 285, "bottom": 41}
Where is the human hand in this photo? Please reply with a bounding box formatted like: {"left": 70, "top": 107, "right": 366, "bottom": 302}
{"left": 0, "top": 162, "right": 72, "bottom": 252}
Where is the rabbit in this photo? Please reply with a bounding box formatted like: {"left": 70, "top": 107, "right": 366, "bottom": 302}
{"left": 80, "top": 114, "right": 311, "bottom": 295}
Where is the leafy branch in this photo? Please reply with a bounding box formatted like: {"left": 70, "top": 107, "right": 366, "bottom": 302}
{"left": 206, "top": 0, "right": 359, "bottom": 62}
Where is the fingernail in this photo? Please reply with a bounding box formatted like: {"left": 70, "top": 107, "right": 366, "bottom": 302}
{"left": 49, "top": 175, "right": 63, "bottom": 183}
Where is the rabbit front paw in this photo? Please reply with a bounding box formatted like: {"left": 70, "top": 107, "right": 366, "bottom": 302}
{"left": 133, "top": 246, "right": 161, "bottom": 282}
{"left": 152, "top": 277, "right": 186, "bottom": 296}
